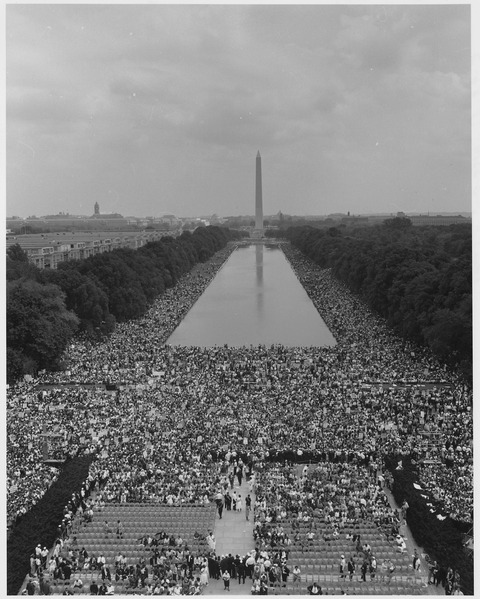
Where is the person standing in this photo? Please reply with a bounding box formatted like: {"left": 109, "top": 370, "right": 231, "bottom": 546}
{"left": 39, "top": 574, "right": 51, "bottom": 596}
{"left": 90, "top": 580, "right": 98, "bottom": 595}
{"left": 245, "top": 494, "right": 252, "bottom": 521}
{"left": 339, "top": 555, "right": 346, "bottom": 580}
{"left": 246, "top": 553, "right": 256, "bottom": 579}
{"left": 369, "top": 556, "right": 377, "bottom": 581}
{"left": 386, "top": 561, "right": 396, "bottom": 585}
{"left": 25, "top": 577, "right": 36, "bottom": 595}
{"left": 292, "top": 565, "right": 301, "bottom": 587}
{"left": 206, "top": 531, "right": 216, "bottom": 553}
{"left": 281, "top": 562, "right": 290, "bottom": 587}
{"left": 380, "top": 559, "right": 389, "bottom": 582}
{"left": 103, "top": 520, "right": 111, "bottom": 538}
{"left": 236, "top": 557, "right": 246, "bottom": 584}
{"left": 401, "top": 499, "right": 409, "bottom": 521}
{"left": 222, "top": 570, "right": 231, "bottom": 591}
{"left": 199, "top": 565, "right": 209, "bottom": 589}
{"left": 413, "top": 549, "right": 420, "bottom": 571}
{"left": 116, "top": 520, "right": 124, "bottom": 539}
{"left": 347, "top": 557, "right": 356, "bottom": 581}
{"left": 361, "top": 559, "right": 368, "bottom": 583}
{"left": 237, "top": 495, "right": 243, "bottom": 512}
{"left": 215, "top": 492, "right": 224, "bottom": 519}
{"left": 236, "top": 463, "right": 244, "bottom": 486}
{"left": 41, "top": 547, "right": 49, "bottom": 569}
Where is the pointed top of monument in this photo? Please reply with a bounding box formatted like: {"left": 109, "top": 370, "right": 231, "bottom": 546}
{"left": 257, "top": 150, "right": 261, "bottom": 158}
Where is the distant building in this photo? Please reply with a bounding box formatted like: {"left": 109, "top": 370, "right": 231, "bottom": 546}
{"left": 94, "top": 202, "right": 100, "bottom": 215}
{"left": 6, "top": 230, "right": 176, "bottom": 270}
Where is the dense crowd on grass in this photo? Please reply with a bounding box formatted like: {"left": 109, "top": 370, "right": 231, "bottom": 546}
{"left": 7, "top": 245, "right": 235, "bottom": 526}
{"left": 279, "top": 221, "right": 472, "bottom": 379}
{"left": 7, "top": 240, "right": 472, "bottom": 593}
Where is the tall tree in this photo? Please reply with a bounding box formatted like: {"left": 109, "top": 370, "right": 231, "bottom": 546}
{"left": 7, "top": 280, "right": 79, "bottom": 379}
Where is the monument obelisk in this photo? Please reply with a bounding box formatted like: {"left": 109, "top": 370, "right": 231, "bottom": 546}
{"left": 254, "top": 150, "right": 264, "bottom": 237}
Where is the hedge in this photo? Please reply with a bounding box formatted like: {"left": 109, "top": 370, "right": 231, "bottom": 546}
{"left": 7, "top": 455, "right": 95, "bottom": 595}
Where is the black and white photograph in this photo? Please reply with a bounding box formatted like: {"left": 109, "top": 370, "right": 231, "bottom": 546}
{"left": 5, "top": 2, "right": 473, "bottom": 596}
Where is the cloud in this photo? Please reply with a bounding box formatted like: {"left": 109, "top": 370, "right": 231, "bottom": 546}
{"left": 6, "top": 4, "right": 471, "bottom": 217}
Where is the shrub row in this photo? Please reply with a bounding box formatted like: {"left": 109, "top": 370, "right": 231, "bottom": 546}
{"left": 7, "top": 455, "right": 95, "bottom": 595}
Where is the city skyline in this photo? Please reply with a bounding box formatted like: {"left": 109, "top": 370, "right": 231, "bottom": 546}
{"left": 6, "top": 3, "right": 472, "bottom": 219}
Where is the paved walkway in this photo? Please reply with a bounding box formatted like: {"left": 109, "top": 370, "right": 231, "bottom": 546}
{"left": 204, "top": 477, "right": 255, "bottom": 595}
{"left": 214, "top": 478, "right": 256, "bottom": 557}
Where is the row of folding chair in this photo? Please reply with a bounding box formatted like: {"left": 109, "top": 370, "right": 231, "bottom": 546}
{"left": 95, "top": 505, "right": 191, "bottom": 510}
{"left": 85, "top": 519, "right": 214, "bottom": 528}
{"left": 80, "top": 525, "right": 209, "bottom": 536}
{"left": 86, "top": 516, "right": 213, "bottom": 525}
{"left": 291, "top": 547, "right": 409, "bottom": 559}
{"left": 98, "top": 506, "right": 214, "bottom": 515}
{"left": 79, "top": 527, "right": 205, "bottom": 538}
{"left": 78, "top": 525, "right": 212, "bottom": 537}
{"left": 91, "top": 510, "right": 213, "bottom": 516}
{"left": 251, "top": 584, "right": 423, "bottom": 596}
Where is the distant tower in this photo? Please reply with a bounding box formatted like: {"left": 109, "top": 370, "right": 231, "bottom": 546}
{"left": 94, "top": 202, "right": 100, "bottom": 215}
{"left": 254, "top": 151, "right": 264, "bottom": 236}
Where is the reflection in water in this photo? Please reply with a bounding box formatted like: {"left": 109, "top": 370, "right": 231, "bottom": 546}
{"left": 166, "top": 244, "right": 336, "bottom": 347}
{"left": 255, "top": 244, "right": 263, "bottom": 312}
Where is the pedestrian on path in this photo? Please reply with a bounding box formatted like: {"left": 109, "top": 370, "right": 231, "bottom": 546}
{"left": 199, "top": 566, "right": 209, "bottom": 589}
{"left": 236, "top": 465, "right": 243, "bottom": 486}
{"left": 222, "top": 570, "right": 231, "bottom": 591}
{"left": 236, "top": 556, "right": 246, "bottom": 584}
{"left": 246, "top": 553, "right": 256, "bottom": 579}
{"left": 237, "top": 495, "right": 243, "bottom": 512}
{"left": 215, "top": 491, "right": 224, "bottom": 519}
{"left": 245, "top": 494, "right": 252, "bottom": 520}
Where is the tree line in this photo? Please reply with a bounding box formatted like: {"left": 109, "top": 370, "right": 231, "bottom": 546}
{"left": 7, "top": 226, "right": 244, "bottom": 383}
{"left": 278, "top": 219, "right": 472, "bottom": 381}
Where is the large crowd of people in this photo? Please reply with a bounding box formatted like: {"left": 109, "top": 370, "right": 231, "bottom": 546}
{"left": 7, "top": 241, "right": 472, "bottom": 562}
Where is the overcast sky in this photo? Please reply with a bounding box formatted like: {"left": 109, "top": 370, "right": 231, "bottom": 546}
{"left": 6, "top": 3, "right": 471, "bottom": 218}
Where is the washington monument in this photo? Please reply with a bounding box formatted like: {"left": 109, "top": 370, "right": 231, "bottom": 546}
{"left": 254, "top": 150, "right": 264, "bottom": 237}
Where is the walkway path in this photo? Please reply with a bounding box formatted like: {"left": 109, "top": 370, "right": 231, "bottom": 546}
{"left": 214, "top": 478, "right": 256, "bottom": 557}
{"left": 204, "top": 478, "right": 256, "bottom": 595}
